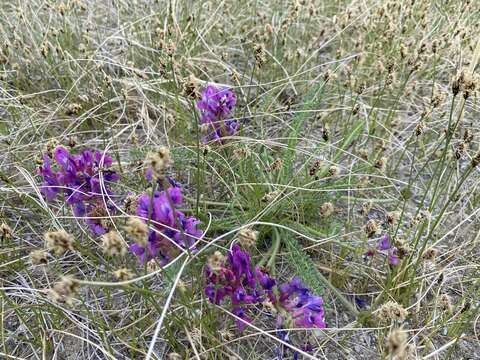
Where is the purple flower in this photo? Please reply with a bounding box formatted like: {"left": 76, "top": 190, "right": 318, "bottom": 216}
{"left": 365, "top": 234, "right": 402, "bottom": 266}
{"left": 38, "top": 146, "right": 119, "bottom": 235}
{"left": 197, "top": 85, "right": 239, "bottom": 143}
{"left": 204, "top": 245, "right": 326, "bottom": 333}
{"left": 129, "top": 185, "right": 203, "bottom": 264}
{"left": 378, "top": 234, "right": 391, "bottom": 250}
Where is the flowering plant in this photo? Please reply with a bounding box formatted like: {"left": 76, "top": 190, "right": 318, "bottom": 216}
{"left": 205, "top": 244, "right": 326, "bottom": 332}
{"left": 129, "top": 185, "right": 203, "bottom": 265}
{"left": 38, "top": 146, "right": 119, "bottom": 235}
{"left": 197, "top": 85, "right": 239, "bottom": 143}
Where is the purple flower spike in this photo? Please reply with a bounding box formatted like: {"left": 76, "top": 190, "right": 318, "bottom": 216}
{"left": 38, "top": 146, "right": 119, "bottom": 236}
{"left": 378, "top": 234, "right": 391, "bottom": 250}
{"left": 129, "top": 184, "right": 203, "bottom": 265}
{"left": 197, "top": 85, "right": 239, "bottom": 143}
{"left": 204, "top": 245, "right": 326, "bottom": 333}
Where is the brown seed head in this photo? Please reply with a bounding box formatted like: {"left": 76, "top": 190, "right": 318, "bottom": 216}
{"left": 0, "top": 222, "right": 13, "bottom": 240}
{"left": 237, "top": 229, "right": 259, "bottom": 247}
{"left": 145, "top": 146, "right": 172, "bottom": 179}
{"left": 101, "top": 231, "right": 127, "bottom": 257}
{"left": 125, "top": 217, "right": 149, "bottom": 247}
{"left": 208, "top": 251, "right": 226, "bottom": 272}
{"left": 364, "top": 219, "right": 379, "bottom": 238}
{"left": 113, "top": 268, "right": 133, "bottom": 281}
{"left": 45, "top": 230, "right": 74, "bottom": 256}
{"left": 320, "top": 202, "right": 335, "bottom": 217}
{"left": 30, "top": 249, "right": 49, "bottom": 265}
{"left": 47, "top": 276, "right": 79, "bottom": 305}
{"left": 378, "top": 301, "right": 408, "bottom": 323}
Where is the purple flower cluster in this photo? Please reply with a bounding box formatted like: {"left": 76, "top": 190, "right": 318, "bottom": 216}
{"left": 38, "top": 146, "right": 119, "bottom": 235}
{"left": 129, "top": 186, "right": 203, "bottom": 265}
{"left": 205, "top": 244, "right": 326, "bottom": 332}
{"left": 365, "top": 234, "right": 400, "bottom": 265}
{"left": 197, "top": 85, "right": 239, "bottom": 143}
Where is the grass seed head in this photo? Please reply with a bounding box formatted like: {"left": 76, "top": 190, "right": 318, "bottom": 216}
{"left": 0, "top": 222, "right": 13, "bottom": 240}
{"left": 145, "top": 146, "right": 172, "bottom": 179}
{"left": 207, "top": 251, "right": 226, "bottom": 272}
{"left": 378, "top": 301, "right": 408, "bottom": 323}
{"left": 47, "top": 276, "right": 79, "bottom": 305}
{"left": 30, "top": 249, "right": 49, "bottom": 265}
{"left": 44, "top": 230, "right": 74, "bottom": 256}
{"left": 125, "top": 217, "right": 149, "bottom": 247}
{"left": 237, "top": 228, "right": 259, "bottom": 248}
{"left": 101, "top": 231, "right": 127, "bottom": 257}
{"left": 364, "top": 219, "right": 379, "bottom": 238}
{"left": 113, "top": 268, "right": 133, "bottom": 281}
{"left": 422, "top": 247, "right": 438, "bottom": 262}
{"left": 262, "top": 190, "right": 282, "bottom": 203}
{"left": 438, "top": 294, "right": 453, "bottom": 313}
{"left": 320, "top": 202, "right": 335, "bottom": 218}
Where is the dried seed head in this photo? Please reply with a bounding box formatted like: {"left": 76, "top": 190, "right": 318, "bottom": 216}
{"left": 386, "top": 328, "right": 409, "bottom": 358}
{"left": 147, "top": 259, "right": 160, "bottom": 273}
{"left": 0, "top": 222, "right": 13, "bottom": 240}
{"left": 125, "top": 217, "right": 149, "bottom": 247}
{"left": 57, "top": 2, "right": 67, "bottom": 15}
{"left": 374, "top": 156, "right": 388, "bottom": 173}
{"left": 113, "top": 268, "right": 133, "bottom": 281}
{"left": 321, "top": 124, "right": 330, "bottom": 141}
{"left": 454, "top": 142, "right": 466, "bottom": 160}
{"left": 364, "top": 219, "right": 379, "bottom": 238}
{"left": 320, "top": 202, "right": 335, "bottom": 217}
{"left": 361, "top": 201, "right": 372, "bottom": 216}
{"left": 65, "top": 103, "right": 82, "bottom": 115}
{"left": 233, "top": 147, "right": 250, "bottom": 160}
{"left": 412, "top": 210, "right": 431, "bottom": 226}
{"left": 208, "top": 251, "right": 226, "bottom": 272}
{"left": 414, "top": 121, "right": 426, "bottom": 136}
{"left": 309, "top": 159, "right": 324, "bottom": 177}
{"left": 90, "top": 205, "right": 111, "bottom": 230}
{"left": 463, "top": 129, "right": 474, "bottom": 143}
{"left": 42, "top": 139, "right": 59, "bottom": 158}
{"left": 422, "top": 247, "right": 438, "bottom": 262}
{"left": 30, "top": 249, "right": 49, "bottom": 265}
{"left": 387, "top": 211, "right": 401, "bottom": 226}
{"left": 183, "top": 74, "right": 200, "bottom": 99}
{"left": 67, "top": 136, "right": 78, "bottom": 148}
{"left": 358, "top": 148, "right": 369, "bottom": 160}
{"left": 451, "top": 74, "right": 461, "bottom": 96}
{"left": 145, "top": 146, "right": 172, "bottom": 179}
{"left": 395, "top": 238, "right": 410, "bottom": 258}
{"left": 431, "top": 89, "right": 446, "bottom": 108}
{"left": 387, "top": 328, "right": 407, "bottom": 352}
{"left": 45, "top": 230, "right": 74, "bottom": 256}
{"left": 47, "top": 276, "right": 80, "bottom": 305}
{"left": 471, "top": 151, "right": 480, "bottom": 168}
{"left": 452, "top": 69, "right": 479, "bottom": 98}
{"left": 124, "top": 194, "right": 139, "bottom": 214}
{"left": 268, "top": 158, "right": 283, "bottom": 172}
{"left": 254, "top": 43, "right": 267, "bottom": 67}
{"left": 323, "top": 69, "right": 337, "bottom": 82}
{"left": 101, "top": 231, "right": 127, "bottom": 257}
{"left": 378, "top": 301, "right": 408, "bottom": 323}
{"left": 237, "top": 229, "right": 259, "bottom": 247}
{"left": 438, "top": 294, "right": 453, "bottom": 313}
{"left": 358, "top": 175, "right": 370, "bottom": 189}
{"left": 328, "top": 165, "right": 339, "bottom": 177}
{"left": 262, "top": 190, "right": 282, "bottom": 203}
